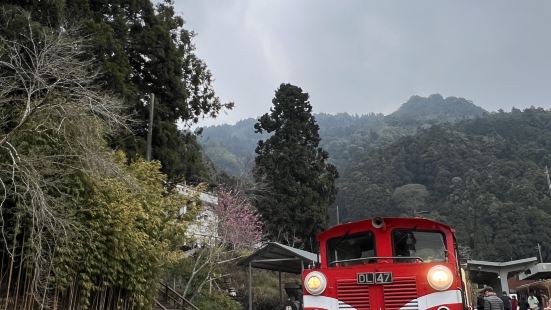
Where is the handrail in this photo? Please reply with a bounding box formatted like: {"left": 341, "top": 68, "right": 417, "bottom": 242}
{"left": 159, "top": 282, "right": 200, "bottom": 310}
{"left": 155, "top": 300, "right": 169, "bottom": 310}
{"left": 329, "top": 256, "right": 424, "bottom": 265}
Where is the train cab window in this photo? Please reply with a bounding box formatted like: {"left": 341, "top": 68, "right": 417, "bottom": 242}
{"left": 392, "top": 230, "right": 446, "bottom": 263}
{"left": 327, "top": 232, "right": 376, "bottom": 267}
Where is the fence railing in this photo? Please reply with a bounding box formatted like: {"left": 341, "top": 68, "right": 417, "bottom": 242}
{"left": 157, "top": 282, "right": 199, "bottom": 310}
{"left": 155, "top": 300, "right": 168, "bottom": 310}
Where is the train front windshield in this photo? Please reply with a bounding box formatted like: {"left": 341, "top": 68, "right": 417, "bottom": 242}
{"left": 392, "top": 230, "right": 447, "bottom": 263}
{"left": 327, "top": 232, "right": 376, "bottom": 266}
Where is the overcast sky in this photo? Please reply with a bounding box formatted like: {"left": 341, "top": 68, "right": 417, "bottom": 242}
{"left": 174, "top": 0, "right": 551, "bottom": 126}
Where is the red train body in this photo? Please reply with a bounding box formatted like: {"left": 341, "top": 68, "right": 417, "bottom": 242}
{"left": 301, "top": 217, "right": 466, "bottom": 310}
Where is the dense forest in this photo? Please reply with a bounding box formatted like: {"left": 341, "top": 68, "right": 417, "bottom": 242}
{"left": 200, "top": 96, "right": 551, "bottom": 262}
{"left": 338, "top": 107, "right": 551, "bottom": 261}
{"left": 0, "top": 1, "right": 246, "bottom": 309}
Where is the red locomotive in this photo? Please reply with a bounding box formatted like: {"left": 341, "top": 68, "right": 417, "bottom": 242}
{"left": 302, "top": 217, "right": 466, "bottom": 310}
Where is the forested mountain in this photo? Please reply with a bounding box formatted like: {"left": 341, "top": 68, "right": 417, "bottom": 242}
{"left": 200, "top": 96, "right": 551, "bottom": 261}
{"left": 200, "top": 119, "right": 268, "bottom": 176}
{"left": 386, "top": 93, "right": 487, "bottom": 126}
{"left": 337, "top": 108, "right": 551, "bottom": 261}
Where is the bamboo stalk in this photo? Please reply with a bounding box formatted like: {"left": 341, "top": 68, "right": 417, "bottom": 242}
{"left": 1, "top": 249, "right": 4, "bottom": 290}
{"left": 98, "top": 287, "right": 103, "bottom": 310}
{"left": 40, "top": 257, "right": 54, "bottom": 310}
{"left": 53, "top": 285, "right": 58, "bottom": 310}
{"left": 70, "top": 280, "right": 77, "bottom": 310}
{"left": 27, "top": 255, "right": 37, "bottom": 309}
{"left": 5, "top": 222, "right": 19, "bottom": 310}
{"left": 19, "top": 269, "right": 27, "bottom": 310}
{"left": 116, "top": 288, "right": 121, "bottom": 310}
{"left": 67, "top": 279, "right": 75, "bottom": 310}
{"left": 106, "top": 287, "right": 113, "bottom": 310}
{"left": 21, "top": 270, "right": 30, "bottom": 310}
{"left": 13, "top": 229, "right": 26, "bottom": 308}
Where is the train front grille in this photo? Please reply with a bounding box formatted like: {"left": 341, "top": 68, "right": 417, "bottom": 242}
{"left": 336, "top": 279, "right": 370, "bottom": 310}
{"left": 383, "top": 277, "right": 418, "bottom": 310}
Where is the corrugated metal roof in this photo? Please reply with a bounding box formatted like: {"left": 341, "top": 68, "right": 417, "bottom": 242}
{"left": 238, "top": 242, "right": 318, "bottom": 274}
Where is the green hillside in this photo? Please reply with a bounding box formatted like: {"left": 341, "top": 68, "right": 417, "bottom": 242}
{"left": 337, "top": 108, "right": 551, "bottom": 261}
{"left": 200, "top": 118, "right": 269, "bottom": 176}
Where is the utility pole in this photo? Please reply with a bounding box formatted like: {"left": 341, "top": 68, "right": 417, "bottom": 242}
{"left": 537, "top": 243, "right": 543, "bottom": 263}
{"left": 146, "top": 93, "right": 155, "bottom": 161}
{"left": 336, "top": 204, "right": 340, "bottom": 225}
{"left": 545, "top": 166, "right": 551, "bottom": 196}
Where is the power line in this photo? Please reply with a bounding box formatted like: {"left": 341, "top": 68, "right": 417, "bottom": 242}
{"left": 537, "top": 243, "right": 544, "bottom": 263}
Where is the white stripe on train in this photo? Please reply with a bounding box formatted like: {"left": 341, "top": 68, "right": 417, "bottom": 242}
{"left": 303, "top": 295, "right": 343, "bottom": 309}
{"left": 413, "top": 290, "right": 463, "bottom": 310}
{"left": 303, "top": 289, "right": 463, "bottom": 310}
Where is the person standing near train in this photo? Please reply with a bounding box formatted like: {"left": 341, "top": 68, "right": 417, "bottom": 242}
{"left": 478, "top": 291, "right": 486, "bottom": 310}
{"left": 502, "top": 292, "right": 512, "bottom": 310}
{"left": 528, "top": 292, "right": 540, "bottom": 310}
{"left": 520, "top": 296, "right": 530, "bottom": 310}
{"left": 484, "top": 287, "right": 505, "bottom": 310}
{"left": 512, "top": 295, "right": 518, "bottom": 310}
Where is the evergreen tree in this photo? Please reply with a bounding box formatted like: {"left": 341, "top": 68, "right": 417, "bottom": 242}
{"left": 253, "top": 83, "right": 338, "bottom": 250}
{"left": 1, "top": 0, "right": 232, "bottom": 183}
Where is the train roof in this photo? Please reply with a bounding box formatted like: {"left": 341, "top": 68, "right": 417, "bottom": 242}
{"left": 318, "top": 217, "right": 454, "bottom": 240}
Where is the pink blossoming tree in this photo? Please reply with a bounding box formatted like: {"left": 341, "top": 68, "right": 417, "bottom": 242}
{"left": 178, "top": 187, "right": 264, "bottom": 301}
{"left": 214, "top": 188, "right": 263, "bottom": 249}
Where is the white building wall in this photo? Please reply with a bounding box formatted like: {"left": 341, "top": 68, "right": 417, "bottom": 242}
{"left": 176, "top": 185, "right": 219, "bottom": 247}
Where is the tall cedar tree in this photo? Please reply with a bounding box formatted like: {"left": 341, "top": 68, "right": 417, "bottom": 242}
{"left": 254, "top": 84, "right": 338, "bottom": 250}
{"left": 0, "top": 0, "right": 231, "bottom": 184}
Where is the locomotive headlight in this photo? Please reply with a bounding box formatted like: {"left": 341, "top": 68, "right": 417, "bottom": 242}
{"left": 427, "top": 265, "right": 453, "bottom": 291}
{"left": 304, "top": 271, "right": 327, "bottom": 295}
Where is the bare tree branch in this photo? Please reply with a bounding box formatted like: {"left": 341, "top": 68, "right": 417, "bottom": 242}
{"left": 0, "top": 15, "right": 130, "bottom": 308}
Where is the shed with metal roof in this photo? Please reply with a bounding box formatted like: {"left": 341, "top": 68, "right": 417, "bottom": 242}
{"left": 238, "top": 242, "right": 318, "bottom": 310}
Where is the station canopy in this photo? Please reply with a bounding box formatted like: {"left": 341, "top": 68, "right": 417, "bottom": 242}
{"left": 238, "top": 242, "right": 318, "bottom": 274}
{"left": 519, "top": 263, "right": 551, "bottom": 280}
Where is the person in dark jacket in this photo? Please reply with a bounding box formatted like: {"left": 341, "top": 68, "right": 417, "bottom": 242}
{"left": 501, "top": 292, "right": 512, "bottom": 310}
{"left": 520, "top": 296, "right": 530, "bottom": 310}
{"left": 484, "top": 287, "right": 504, "bottom": 310}
{"left": 476, "top": 291, "right": 486, "bottom": 310}
{"left": 477, "top": 291, "right": 487, "bottom": 310}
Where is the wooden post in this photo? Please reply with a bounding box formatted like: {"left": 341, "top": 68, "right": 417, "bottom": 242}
{"left": 146, "top": 93, "right": 155, "bottom": 161}
{"left": 248, "top": 263, "right": 253, "bottom": 310}
{"left": 279, "top": 271, "right": 282, "bottom": 304}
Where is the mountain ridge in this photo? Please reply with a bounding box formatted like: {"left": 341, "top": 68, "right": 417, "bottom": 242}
{"left": 199, "top": 94, "right": 487, "bottom": 175}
